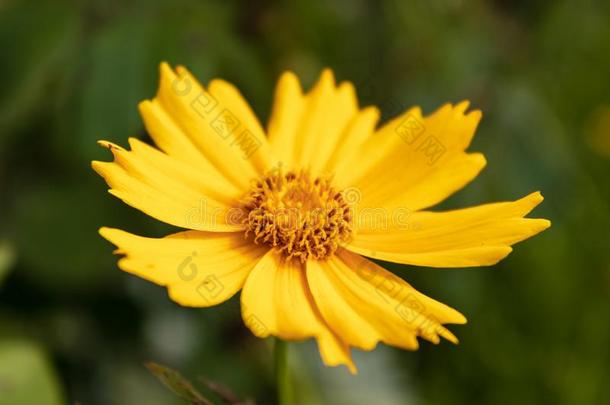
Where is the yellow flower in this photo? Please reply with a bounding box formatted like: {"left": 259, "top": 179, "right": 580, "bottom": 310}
{"left": 93, "top": 63, "right": 550, "bottom": 373}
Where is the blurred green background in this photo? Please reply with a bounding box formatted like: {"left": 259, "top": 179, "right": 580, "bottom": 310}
{"left": 1, "top": 0, "right": 609, "bottom": 404}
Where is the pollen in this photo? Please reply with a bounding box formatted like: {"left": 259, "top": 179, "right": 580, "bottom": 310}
{"left": 240, "top": 169, "right": 353, "bottom": 262}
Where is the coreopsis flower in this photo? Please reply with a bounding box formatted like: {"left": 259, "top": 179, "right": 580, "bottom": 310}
{"left": 93, "top": 63, "right": 550, "bottom": 373}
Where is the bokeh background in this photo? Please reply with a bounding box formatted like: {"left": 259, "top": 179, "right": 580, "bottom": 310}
{"left": 1, "top": 0, "right": 610, "bottom": 404}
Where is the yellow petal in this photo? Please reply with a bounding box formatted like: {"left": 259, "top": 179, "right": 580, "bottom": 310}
{"left": 347, "top": 192, "right": 551, "bottom": 267}
{"left": 267, "top": 71, "right": 304, "bottom": 164}
{"left": 240, "top": 250, "right": 356, "bottom": 373}
{"left": 324, "top": 106, "right": 380, "bottom": 177}
{"left": 335, "top": 102, "right": 485, "bottom": 210}
{"left": 100, "top": 227, "right": 268, "bottom": 307}
{"left": 138, "top": 99, "right": 237, "bottom": 186}
{"left": 307, "top": 249, "right": 466, "bottom": 352}
{"left": 206, "top": 76, "right": 275, "bottom": 173}
{"left": 267, "top": 69, "right": 359, "bottom": 175}
{"left": 92, "top": 140, "right": 242, "bottom": 232}
{"left": 151, "top": 62, "right": 274, "bottom": 190}
{"left": 352, "top": 152, "right": 486, "bottom": 213}
{"left": 126, "top": 138, "right": 241, "bottom": 204}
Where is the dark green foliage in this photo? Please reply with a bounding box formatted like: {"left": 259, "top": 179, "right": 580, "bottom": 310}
{"left": 0, "top": 0, "right": 609, "bottom": 404}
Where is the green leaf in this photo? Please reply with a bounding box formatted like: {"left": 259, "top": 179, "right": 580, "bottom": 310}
{"left": 200, "top": 377, "right": 256, "bottom": 405}
{"left": 0, "top": 340, "right": 65, "bottom": 405}
{"left": 145, "top": 362, "right": 213, "bottom": 405}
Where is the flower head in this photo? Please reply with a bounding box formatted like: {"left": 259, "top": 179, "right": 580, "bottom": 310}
{"left": 93, "top": 63, "right": 550, "bottom": 373}
{"left": 240, "top": 169, "right": 353, "bottom": 262}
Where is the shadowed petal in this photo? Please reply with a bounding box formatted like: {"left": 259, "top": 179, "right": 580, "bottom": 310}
{"left": 240, "top": 250, "right": 356, "bottom": 373}
{"left": 92, "top": 140, "right": 243, "bottom": 232}
{"left": 100, "top": 227, "right": 268, "bottom": 307}
{"left": 307, "top": 249, "right": 465, "bottom": 354}
{"left": 335, "top": 102, "right": 486, "bottom": 211}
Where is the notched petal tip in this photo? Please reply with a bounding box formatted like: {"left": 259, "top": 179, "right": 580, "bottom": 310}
{"left": 167, "top": 287, "right": 202, "bottom": 308}
{"left": 321, "top": 354, "right": 358, "bottom": 375}
{"left": 362, "top": 105, "right": 381, "bottom": 120}
{"left": 97, "top": 227, "right": 128, "bottom": 256}
{"left": 451, "top": 311, "right": 468, "bottom": 325}
{"left": 529, "top": 190, "right": 544, "bottom": 203}
{"left": 158, "top": 62, "right": 179, "bottom": 92}
{"left": 455, "top": 100, "right": 471, "bottom": 113}
{"left": 91, "top": 142, "right": 126, "bottom": 175}
{"left": 90, "top": 160, "right": 114, "bottom": 179}
{"left": 319, "top": 67, "right": 335, "bottom": 82}
{"left": 96, "top": 140, "right": 125, "bottom": 151}
{"left": 432, "top": 102, "right": 454, "bottom": 116}
{"left": 309, "top": 68, "right": 336, "bottom": 94}
{"left": 493, "top": 246, "right": 514, "bottom": 264}
{"left": 207, "top": 78, "right": 230, "bottom": 92}
{"left": 93, "top": 141, "right": 127, "bottom": 172}
{"left": 127, "top": 137, "right": 141, "bottom": 149}
{"left": 276, "top": 70, "right": 302, "bottom": 92}
{"left": 455, "top": 101, "right": 483, "bottom": 124}
{"left": 98, "top": 227, "right": 125, "bottom": 246}
{"left": 519, "top": 191, "right": 549, "bottom": 218}
{"left": 469, "top": 152, "right": 487, "bottom": 167}
{"left": 468, "top": 108, "right": 483, "bottom": 121}
{"left": 337, "top": 80, "right": 355, "bottom": 93}
{"left": 137, "top": 99, "right": 153, "bottom": 113}
{"left": 413, "top": 105, "right": 424, "bottom": 115}
{"left": 278, "top": 69, "right": 298, "bottom": 80}
{"left": 98, "top": 226, "right": 115, "bottom": 239}
{"left": 537, "top": 218, "right": 552, "bottom": 230}
{"left": 175, "top": 65, "right": 188, "bottom": 75}
{"left": 496, "top": 191, "right": 546, "bottom": 219}
{"left": 443, "top": 331, "right": 459, "bottom": 345}
{"left": 320, "top": 353, "right": 358, "bottom": 374}
{"left": 159, "top": 60, "right": 173, "bottom": 74}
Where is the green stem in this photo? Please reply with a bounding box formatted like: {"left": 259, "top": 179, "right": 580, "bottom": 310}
{"left": 274, "top": 338, "right": 294, "bottom": 405}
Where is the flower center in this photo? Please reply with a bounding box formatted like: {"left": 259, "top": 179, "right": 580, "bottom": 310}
{"left": 240, "top": 169, "right": 353, "bottom": 262}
